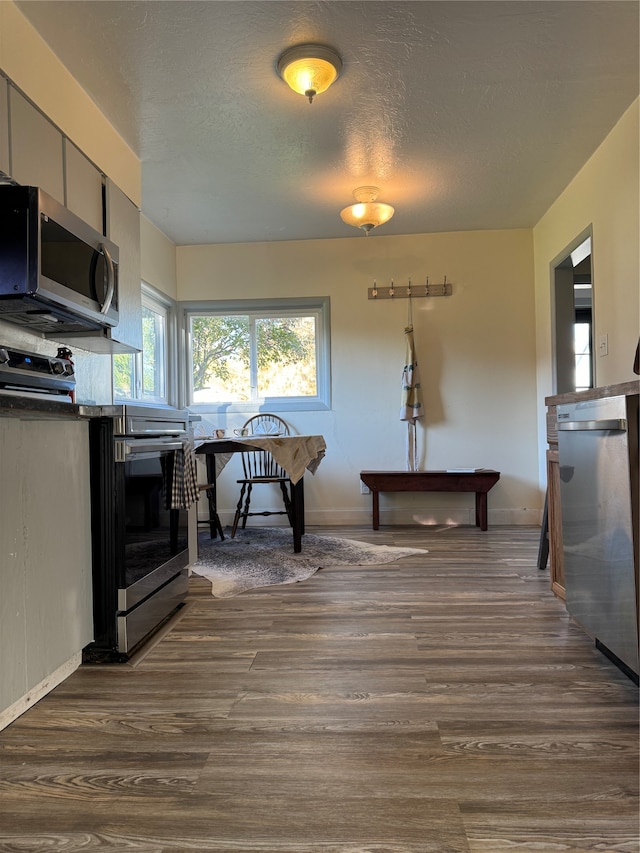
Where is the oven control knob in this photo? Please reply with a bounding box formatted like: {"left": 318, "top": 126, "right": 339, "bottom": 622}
{"left": 63, "top": 363, "right": 75, "bottom": 376}
{"left": 52, "top": 361, "right": 65, "bottom": 374}
{"left": 0, "top": 348, "right": 8, "bottom": 365}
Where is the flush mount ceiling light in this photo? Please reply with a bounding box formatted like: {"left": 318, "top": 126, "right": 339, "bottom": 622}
{"left": 277, "top": 43, "right": 342, "bottom": 103}
{"left": 340, "top": 186, "right": 395, "bottom": 235}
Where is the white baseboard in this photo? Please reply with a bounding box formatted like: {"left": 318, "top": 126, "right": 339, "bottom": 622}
{"left": 304, "top": 507, "right": 542, "bottom": 527}
{"left": 209, "top": 506, "right": 542, "bottom": 528}
{"left": 0, "top": 652, "right": 82, "bottom": 732}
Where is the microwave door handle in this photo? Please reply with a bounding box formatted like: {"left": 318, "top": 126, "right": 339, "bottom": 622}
{"left": 99, "top": 243, "right": 115, "bottom": 315}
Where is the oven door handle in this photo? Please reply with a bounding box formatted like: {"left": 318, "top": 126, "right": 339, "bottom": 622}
{"left": 115, "top": 438, "right": 185, "bottom": 462}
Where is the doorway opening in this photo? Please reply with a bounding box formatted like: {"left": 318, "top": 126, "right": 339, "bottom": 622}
{"left": 551, "top": 231, "right": 594, "bottom": 394}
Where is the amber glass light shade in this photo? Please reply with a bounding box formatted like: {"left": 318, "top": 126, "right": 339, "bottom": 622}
{"left": 277, "top": 44, "right": 342, "bottom": 103}
{"left": 340, "top": 187, "right": 395, "bottom": 234}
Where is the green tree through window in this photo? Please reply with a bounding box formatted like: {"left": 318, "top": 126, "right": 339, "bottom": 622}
{"left": 191, "top": 315, "right": 250, "bottom": 392}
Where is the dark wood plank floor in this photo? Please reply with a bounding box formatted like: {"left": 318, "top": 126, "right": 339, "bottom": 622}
{"left": 1, "top": 525, "right": 638, "bottom": 852}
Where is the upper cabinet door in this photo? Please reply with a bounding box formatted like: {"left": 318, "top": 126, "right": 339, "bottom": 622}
{"left": 0, "top": 79, "right": 9, "bottom": 176}
{"left": 65, "top": 140, "right": 104, "bottom": 234}
{"left": 106, "top": 179, "right": 142, "bottom": 351}
{"left": 9, "top": 88, "right": 64, "bottom": 202}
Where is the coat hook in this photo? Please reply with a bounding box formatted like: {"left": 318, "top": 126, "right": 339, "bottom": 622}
{"left": 367, "top": 274, "right": 452, "bottom": 299}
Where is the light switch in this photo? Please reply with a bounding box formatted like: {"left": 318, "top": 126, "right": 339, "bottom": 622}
{"left": 598, "top": 334, "right": 608, "bottom": 357}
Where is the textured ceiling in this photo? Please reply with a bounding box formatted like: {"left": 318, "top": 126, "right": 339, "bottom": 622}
{"left": 15, "top": 1, "right": 640, "bottom": 245}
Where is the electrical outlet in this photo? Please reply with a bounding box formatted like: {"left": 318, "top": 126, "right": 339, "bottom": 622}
{"left": 360, "top": 481, "right": 370, "bottom": 494}
{"left": 599, "top": 334, "right": 608, "bottom": 357}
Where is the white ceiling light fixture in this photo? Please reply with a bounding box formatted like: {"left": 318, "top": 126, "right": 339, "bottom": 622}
{"left": 340, "top": 186, "right": 395, "bottom": 235}
{"left": 277, "top": 44, "right": 342, "bottom": 103}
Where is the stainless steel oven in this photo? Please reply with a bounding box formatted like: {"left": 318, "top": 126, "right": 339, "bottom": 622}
{"left": 0, "top": 343, "right": 75, "bottom": 401}
{"left": 85, "top": 405, "right": 191, "bottom": 661}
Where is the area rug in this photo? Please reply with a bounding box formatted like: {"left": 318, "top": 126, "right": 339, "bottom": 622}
{"left": 193, "top": 527, "right": 427, "bottom": 597}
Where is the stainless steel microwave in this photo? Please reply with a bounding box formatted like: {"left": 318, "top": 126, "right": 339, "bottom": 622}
{"left": 0, "top": 185, "right": 119, "bottom": 337}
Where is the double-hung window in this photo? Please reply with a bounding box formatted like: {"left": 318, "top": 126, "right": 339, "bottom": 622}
{"left": 114, "top": 284, "right": 174, "bottom": 404}
{"left": 184, "top": 297, "right": 330, "bottom": 413}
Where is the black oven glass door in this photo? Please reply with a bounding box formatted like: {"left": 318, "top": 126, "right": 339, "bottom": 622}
{"left": 117, "top": 444, "right": 188, "bottom": 608}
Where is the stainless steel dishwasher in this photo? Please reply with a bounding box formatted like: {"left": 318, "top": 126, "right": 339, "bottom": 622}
{"left": 557, "top": 394, "right": 639, "bottom": 680}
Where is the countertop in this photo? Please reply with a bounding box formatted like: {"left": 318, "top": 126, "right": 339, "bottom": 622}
{"left": 545, "top": 379, "right": 639, "bottom": 406}
{"left": 0, "top": 394, "right": 117, "bottom": 420}
{"left": 0, "top": 395, "right": 199, "bottom": 423}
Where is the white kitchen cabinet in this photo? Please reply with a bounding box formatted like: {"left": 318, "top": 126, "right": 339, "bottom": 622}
{"left": 1, "top": 78, "right": 141, "bottom": 356}
{"left": 0, "top": 417, "right": 93, "bottom": 727}
{"left": 0, "top": 419, "right": 26, "bottom": 712}
{"left": 0, "top": 77, "right": 9, "bottom": 175}
{"left": 9, "top": 87, "right": 64, "bottom": 203}
{"left": 65, "top": 140, "right": 104, "bottom": 234}
{"left": 106, "top": 179, "right": 143, "bottom": 352}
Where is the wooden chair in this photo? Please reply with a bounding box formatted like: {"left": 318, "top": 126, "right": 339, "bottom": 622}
{"left": 231, "top": 414, "right": 292, "bottom": 537}
{"left": 198, "top": 480, "right": 225, "bottom": 541}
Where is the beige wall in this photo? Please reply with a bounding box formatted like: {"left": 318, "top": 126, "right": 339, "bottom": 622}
{"left": 533, "top": 98, "right": 639, "bottom": 477}
{"left": 0, "top": 2, "right": 140, "bottom": 206}
{"left": 178, "top": 228, "right": 541, "bottom": 526}
{"left": 141, "top": 215, "right": 178, "bottom": 298}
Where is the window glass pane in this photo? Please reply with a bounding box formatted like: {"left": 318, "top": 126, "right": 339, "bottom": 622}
{"left": 256, "top": 316, "right": 317, "bottom": 397}
{"left": 190, "top": 314, "right": 251, "bottom": 403}
{"left": 114, "top": 353, "right": 135, "bottom": 399}
{"left": 574, "top": 322, "right": 591, "bottom": 391}
{"left": 113, "top": 285, "right": 174, "bottom": 403}
{"left": 141, "top": 303, "right": 166, "bottom": 402}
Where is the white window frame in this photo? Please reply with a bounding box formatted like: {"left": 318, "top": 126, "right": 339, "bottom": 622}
{"left": 182, "top": 296, "right": 331, "bottom": 414}
{"left": 114, "top": 282, "right": 177, "bottom": 406}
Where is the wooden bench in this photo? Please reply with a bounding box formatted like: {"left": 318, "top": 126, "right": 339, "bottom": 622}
{"left": 359, "top": 470, "right": 500, "bottom": 531}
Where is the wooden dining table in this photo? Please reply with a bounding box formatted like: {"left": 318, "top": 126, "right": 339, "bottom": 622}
{"left": 195, "top": 434, "right": 326, "bottom": 552}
